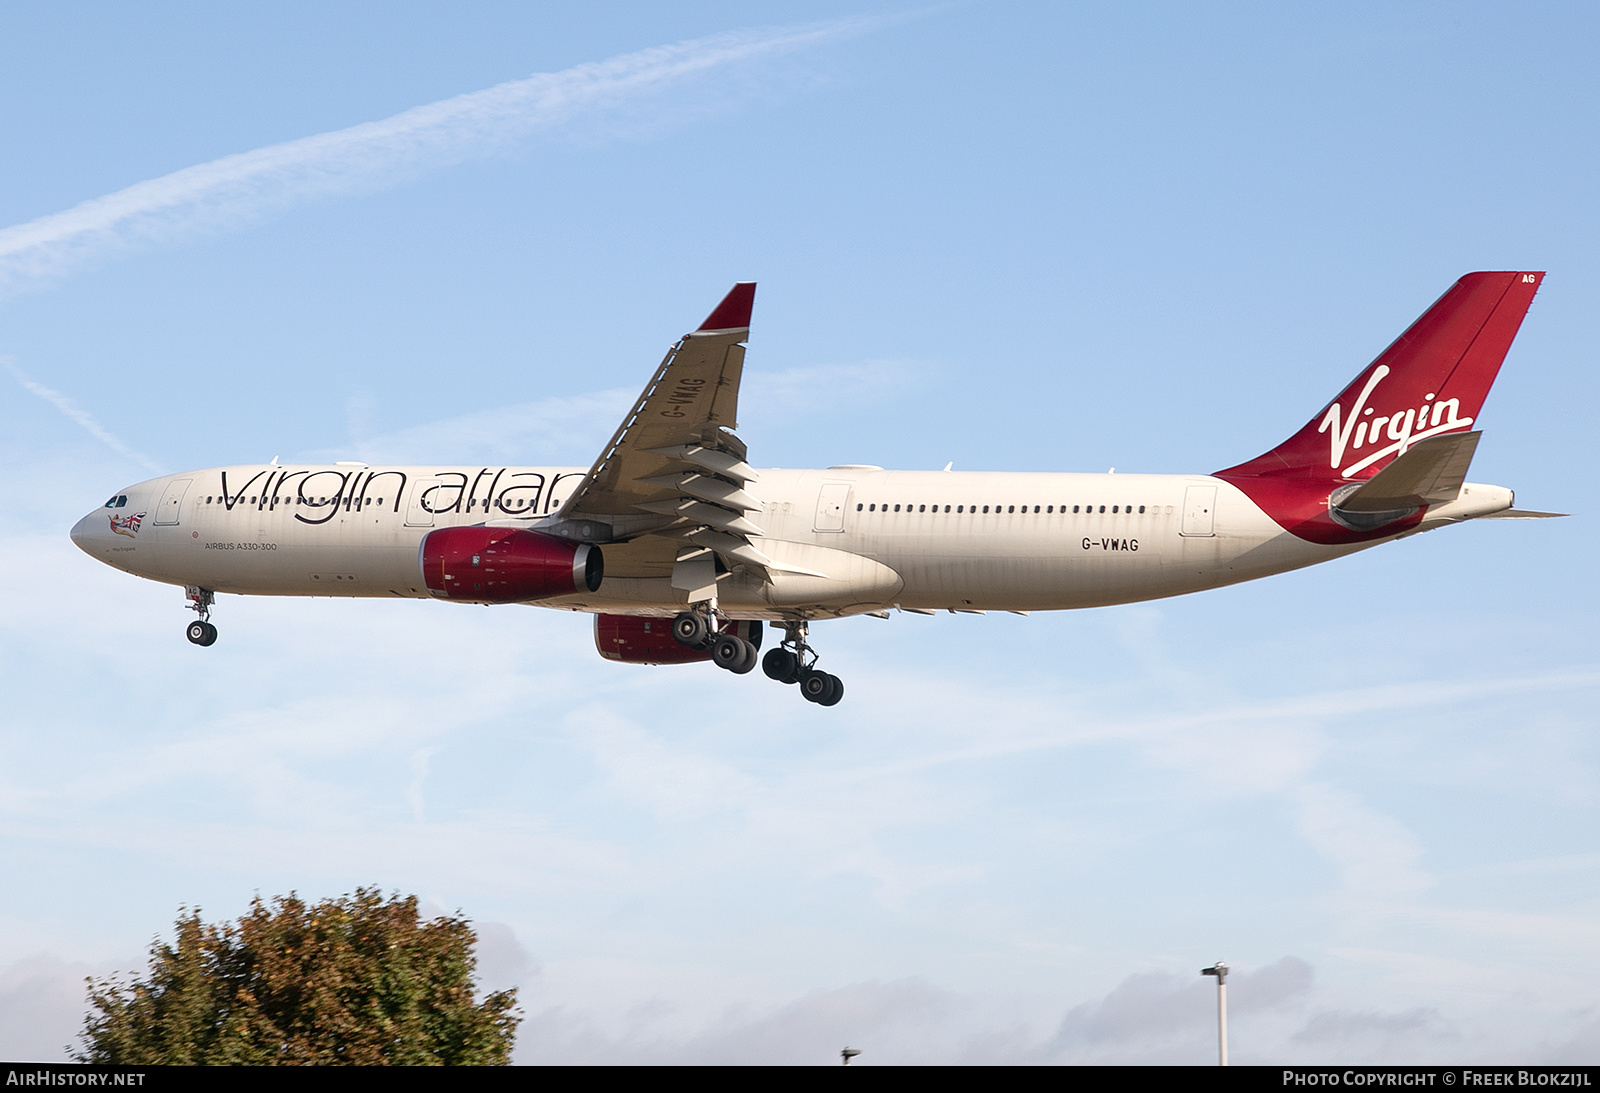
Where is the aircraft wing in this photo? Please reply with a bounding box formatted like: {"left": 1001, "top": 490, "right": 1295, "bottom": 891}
{"left": 547, "top": 283, "right": 777, "bottom": 580}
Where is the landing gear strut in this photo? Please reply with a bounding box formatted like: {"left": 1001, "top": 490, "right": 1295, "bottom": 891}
{"left": 184, "top": 586, "right": 217, "bottom": 647}
{"left": 763, "top": 620, "right": 843, "bottom": 707}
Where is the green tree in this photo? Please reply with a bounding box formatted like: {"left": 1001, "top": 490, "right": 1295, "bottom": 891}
{"left": 76, "top": 888, "right": 520, "bottom": 1065}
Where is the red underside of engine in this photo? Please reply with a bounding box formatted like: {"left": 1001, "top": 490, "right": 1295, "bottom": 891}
{"left": 421, "top": 526, "right": 598, "bottom": 602}
{"left": 594, "top": 615, "right": 762, "bottom": 664}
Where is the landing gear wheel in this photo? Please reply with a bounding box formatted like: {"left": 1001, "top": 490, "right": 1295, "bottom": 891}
{"left": 800, "top": 669, "right": 837, "bottom": 704}
{"left": 731, "top": 638, "right": 758, "bottom": 675}
{"left": 711, "top": 634, "right": 749, "bottom": 672}
{"left": 775, "top": 620, "right": 843, "bottom": 705}
{"left": 672, "top": 611, "right": 708, "bottom": 649}
{"left": 186, "top": 620, "right": 217, "bottom": 646}
{"left": 763, "top": 648, "right": 800, "bottom": 684}
{"left": 817, "top": 674, "right": 844, "bottom": 707}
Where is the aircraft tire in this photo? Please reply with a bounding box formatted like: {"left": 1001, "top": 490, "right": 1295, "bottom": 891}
{"left": 710, "top": 634, "right": 746, "bottom": 671}
{"left": 799, "top": 669, "right": 832, "bottom": 703}
{"left": 730, "top": 638, "right": 758, "bottom": 675}
{"left": 763, "top": 648, "right": 800, "bottom": 684}
{"left": 818, "top": 674, "right": 844, "bottom": 707}
{"left": 672, "top": 612, "right": 708, "bottom": 648}
{"left": 187, "top": 621, "right": 217, "bottom": 647}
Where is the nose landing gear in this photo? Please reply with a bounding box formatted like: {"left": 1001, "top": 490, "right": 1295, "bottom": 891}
{"left": 184, "top": 586, "right": 218, "bottom": 646}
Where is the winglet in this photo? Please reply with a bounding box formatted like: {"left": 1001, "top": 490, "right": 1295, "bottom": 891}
{"left": 697, "top": 282, "right": 757, "bottom": 332}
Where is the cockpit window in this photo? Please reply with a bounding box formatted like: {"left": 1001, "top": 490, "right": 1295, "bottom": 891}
{"left": 118, "top": 496, "right": 127, "bottom": 507}
{"left": 105, "top": 495, "right": 128, "bottom": 508}
{"left": 105, "top": 496, "right": 117, "bottom": 507}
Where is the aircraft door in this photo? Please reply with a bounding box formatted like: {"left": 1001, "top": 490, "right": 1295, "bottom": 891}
{"left": 812, "top": 483, "right": 852, "bottom": 532}
{"left": 405, "top": 477, "right": 443, "bottom": 527}
{"left": 153, "top": 478, "right": 192, "bottom": 526}
{"left": 1181, "top": 485, "right": 1217, "bottom": 537}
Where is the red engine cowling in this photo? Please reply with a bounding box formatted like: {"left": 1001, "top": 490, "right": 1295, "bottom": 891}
{"left": 594, "top": 614, "right": 763, "bottom": 664}
{"left": 421, "top": 527, "right": 602, "bottom": 602}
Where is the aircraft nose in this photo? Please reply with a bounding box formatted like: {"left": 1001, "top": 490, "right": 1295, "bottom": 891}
{"left": 70, "top": 511, "right": 99, "bottom": 555}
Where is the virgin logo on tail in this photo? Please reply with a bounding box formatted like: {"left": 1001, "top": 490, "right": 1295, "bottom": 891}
{"left": 1218, "top": 271, "right": 1543, "bottom": 488}
{"left": 1318, "top": 365, "right": 1474, "bottom": 477}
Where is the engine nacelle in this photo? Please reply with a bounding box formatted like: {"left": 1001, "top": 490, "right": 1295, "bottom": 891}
{"left": 421, "top": 527, "right": 602, "bottom": 602}
{"left": 594, "top": 614, "right": 763, "bottom": 665}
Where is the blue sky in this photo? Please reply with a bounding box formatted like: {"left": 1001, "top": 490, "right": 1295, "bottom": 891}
{"left": 1, "top": 1, "right": 1597, "bottom": 1064}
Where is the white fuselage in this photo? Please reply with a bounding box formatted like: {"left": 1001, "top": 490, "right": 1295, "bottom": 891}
{"left": 70, "top": 463, "right": 1507, "bottom": 620}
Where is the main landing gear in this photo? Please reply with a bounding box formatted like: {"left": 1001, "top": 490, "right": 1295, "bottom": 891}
{"left": 670, "top": 608, "right": 759, "bottom": 674}
{"left": 670, "top": 609, "right": 844, "bottom": 707}
{"left": 763, "top": 620, "right": 843, "bottom": 707}
{"left": 184, "top": 586, "right": 218, "bottom": 647}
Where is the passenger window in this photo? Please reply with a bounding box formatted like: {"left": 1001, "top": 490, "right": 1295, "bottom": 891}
{"left": 856, "top": 503, "right": 863, "bottom": 511}
{"left": 894, "top": 504, "right": 900, "bottom": 512}
{"left": 1007, "top": 505, "right": 1014, "bottom": 513}
{"left": 982, "top": 506, "right": 989, "bottom": 513}
{"left": 1099, "top": 505, "right": 1106, "bottom": 513}
{"left": 944, "top": 505, "right": 951, "bottom": 513}
{"left": 918, "top": 505, "right": 925, "bottom": 512}
{"left": 1139, "top": 505, "right": 1145, "bottom": 514}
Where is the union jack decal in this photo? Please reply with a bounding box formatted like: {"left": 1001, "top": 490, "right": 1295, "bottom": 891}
{"left": 109, "top": 511, "right": 145, "bottom": 537}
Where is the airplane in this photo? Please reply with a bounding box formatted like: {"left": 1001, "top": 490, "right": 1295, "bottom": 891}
{"left": 71, "top": 272, "right": 1560, "bottom": 707}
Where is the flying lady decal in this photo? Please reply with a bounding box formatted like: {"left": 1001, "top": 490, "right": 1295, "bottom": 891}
{"left": 109, "top": 511, "right": 145, "bottom": 538}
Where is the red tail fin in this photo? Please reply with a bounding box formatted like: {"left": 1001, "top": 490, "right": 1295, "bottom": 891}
{"left": 1218, "top": 272, "right": 1543, "bottom": 481}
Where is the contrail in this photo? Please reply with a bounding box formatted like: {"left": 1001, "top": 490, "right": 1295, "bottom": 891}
{"left": 0, "top": 17, "right": 874, "bottom": 298}
{"left": 3, "top": 360, "right": 164, "bottom": 473}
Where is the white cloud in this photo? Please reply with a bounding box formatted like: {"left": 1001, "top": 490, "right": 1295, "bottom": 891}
{"left": 0, "top": 17, "right": 878, "bottom": 299}
{"left": 4, "top": 360, "right": 164, "bottom": 475}
{"left": 1041, "top": 957, "right": 1313, "bottom": 1064}
{"left": 0, "top": 956, "right": 100, "bottom": 1062}
{"left": 1293, "top": 782, "right": 1430, "bottom": 902}
{"left": 300, "top": 388, "right": 633, "bottom": 467}
{"left": 518, "top": 977, "right": 953, "bottom": 1065}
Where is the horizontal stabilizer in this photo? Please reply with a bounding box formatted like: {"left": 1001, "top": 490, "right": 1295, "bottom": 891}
{"left": 1477, "top": 509, "right": 1569, "bottom": 520}
{"left": 1336, "top": 431, "right": 1480, "bottom": 512}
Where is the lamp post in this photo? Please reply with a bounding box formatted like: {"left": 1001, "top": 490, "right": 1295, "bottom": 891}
{"left": 1201, "top": 961, "right": 1229, "bottom": 1066}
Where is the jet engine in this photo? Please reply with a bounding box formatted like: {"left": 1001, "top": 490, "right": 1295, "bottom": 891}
{"left": 421, "top": 527, "right": 602, "bottom": 602}
{"left": 594, "top": 614, "right": 762, "bottom": 664}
